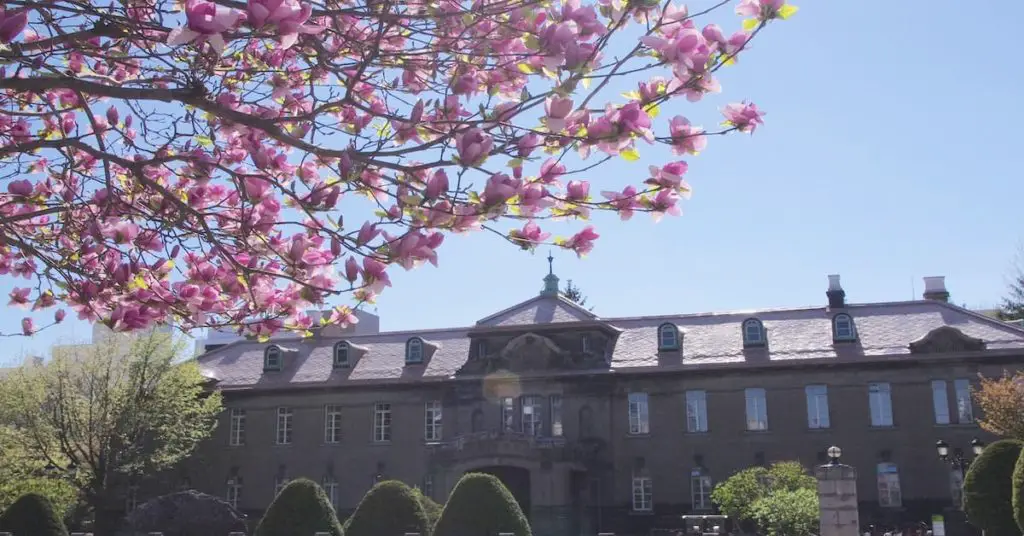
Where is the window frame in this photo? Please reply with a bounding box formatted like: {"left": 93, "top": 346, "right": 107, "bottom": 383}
{"left": 658, "top": 323, "right": 680, "bottom": 351}
{"left": 805, "top": 384, "right": 831, "bottom": 429}
{"left": 690, "top": 469, "right": 713, "bottom": 511}
{"left": 581, "top": 333, "right": 591, "bottom": 354}
{"left": 501, "top": 397, "right": 516, "bottom": 432}
{"left": 742, "top": 318, "right": 766, "bottom": 347}
{"left": 273, "top": 475, "right": 289, "bottom": 498}
{"left": 405, "top": 337, "right": 424, "bottom": 364}
{"left": 744, "top": 387, "right": 768, "bottom": 431}
{"left": 832, "top": 313, "right": 857, "bottom": 342}
{"left": 868, "top": 382, "right": 894, "bottom": 427}
{"left": 931, "top": 380, "right": 950, "bottom": 425}
{"left": 954, "top": 378, "right": 974, "bottom": 423}
{"left": 322, "top": 475, "right": 338, "bottom": 508}
{"left": 424, "top": 400, "right": 443, "bottom": 442}
{"left": 226, "top": 477, "right": 242, "bottom": 508}
{"left": 685, "top": 390, "right": 708, "bottom": 433}
{"left": 276, "top": 407, "right": 293, "bottom": 445}
{"left": 264, "top": 345, "right": 282, "bottom": 371}
{"left": 476, "top": 339, "right": 488, "bottom": 359}
{"left": 333, "top": 342, "right": 350, "bottom": 368}
{"left": 373, "top": 402, "right": 392, "bottom": 442}
{"left": 324, "top": 404, "right": 342, "bottom": 444}
{"left": 628, "top": 392, "right": 650, "bottom": 435}
{"left": 521, "top": 395, "right": 543, "bottom": 437}
{"left": 631, "top": 472, "right": 653, "bottom": 512}
{"left": 550, "top": 394, "right": 564, "bottom": 437}
{"left": 876, "top": 463, "right": 902, "bottom": 508}
{"left": 229, "top": 408, "right": 246, "bottom": 446}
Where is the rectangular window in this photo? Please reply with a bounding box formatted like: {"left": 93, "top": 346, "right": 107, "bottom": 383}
{"left": 322, "top": 476, "right": 338, "bottom": 508}
{"left": 501, "top": 397, "right": 515, "bottom": 432}
{"left": 229, "top": 408, "right": 246, "bottom": 446}
{"left": 868, "top": 383, "right": 894, "bottom": 427}
{"left": 932, "top": 380, "right": 950, "bottom": 425}
{"left": 631, "top": 473, "right": 652, "bottom": 512}
{"left": 745, "top": 388, "right": 768, "bottom": 431}
{"left": 274, "top": 475, "right": 289, "bottom": 497}
{"left": 373, "top": 402, "right": 391, "bottom": 442}
{"left": 805, "top": 385, "right": 830, "bottom": 429}
{"left": 690, "top": 472, "right": 712, "bottom": 511}
{"left": 324, "top": 404, "right": 342, "bottom": 444}
{"left": 226, "top": 477, "right": 242, "bottom": 508}
{"left": 685, "top": 390, "right": 708, "bottom": 433}
{"left": 628, "top": 392, "right": 650, "bottom": 435}
{"left": 424, "top": 400, "right": 443, "bottom": 441}
{"left": 550, "top": 395, "right": 563, "bottom": 437}
{"left": 877, "top": 463, "right": 902, "bottom": 507}
{"left": 276, "top": 407, "right": 293, "bottom": 445}
{"left": 955, "top": 379, "right": 974, "bottom": 423}
{"left": 521, "top": 395, "right": 543, "bottom": 437}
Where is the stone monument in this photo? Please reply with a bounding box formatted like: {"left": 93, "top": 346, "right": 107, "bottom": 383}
{"left": 816, "top": 446, "right": 859, "bottom": 536}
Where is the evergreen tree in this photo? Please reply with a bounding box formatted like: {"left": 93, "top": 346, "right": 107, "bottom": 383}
{"left": 561, "top": 280, "right": 593, "bottom": 311}
{"left": 254, "top": 479, "right": 343, "bottom": 536}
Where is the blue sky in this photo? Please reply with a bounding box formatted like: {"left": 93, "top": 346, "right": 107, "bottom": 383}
{"left": 3, "top": 1, "right": 1022, "bottom": 361}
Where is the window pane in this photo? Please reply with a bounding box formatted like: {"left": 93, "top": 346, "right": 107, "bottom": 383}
{"left": 501, "top": 397, "right": 515, "bottom": 432}
{"left": 868, "top": 383, "right": 893, "bottom": 427}
{"left": 932, "top": 380, "right": 950, "bottom": 424}
{"left": 550, "top": 395, "right": 563, "bottom": 437}
{"left": 686, "top": 391, "right": 707, "bottom": 433}
{"left": 805, "top": 385, "right": 830, "bottom": 429}
{"left": 628, "top": 393, "right": 650, "bottom": 435}
{"left": 522, "top": 395, "right": 543, "bottom": 437}
{"left": 374, "top": 403, "right": 391, "bottom": 442}
{"left": 876, "top": 463, "right": 902, "bottom": 507}
{"left": 324, "top": 405, "right": 342, "bottom": 444}
{"left": 745, "top": 388, "right": 767, "bottom": 431}
{"left": 954, "top": 379, "right": 974, "bottom": 423}
{"left": 424, "top": 401, "right": 442, "bottom": 441}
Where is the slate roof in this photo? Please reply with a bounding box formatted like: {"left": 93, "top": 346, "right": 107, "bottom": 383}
{"left": 195, "top": 292, "right": 1024, "bottom": 391}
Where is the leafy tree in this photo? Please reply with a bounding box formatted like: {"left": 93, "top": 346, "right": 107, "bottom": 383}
{"left": 0, "top": 493, "right": 70, "bottom": 536}
{"left": 254, "top": 478, "right": 343, "bottom": 536}
{"left": 0, "top": 331, "right": 222, "bottom": 535}
{"left": 964, "top": 439, "right": 1023, "bottom": 535}
{"left": 0, "top": 427, "right": 78, "bottom": 519}
{"left": 711, "top": 461, "right": 816, "bottom": 524}
{"left": 975, "top": 372, "right": 1024, "bottom": 440}
{"left": 562, "top": 280, "right": 594, "bottom": 311}
{"left": 434, "top": 473, "right": 531, "bottom": 536}
{"left": 749, "top": 488, "right": 819, "bottom": 536}
{"left": 0, "top": 0, "right": 795, "bottom": 340}
{"left": 345, "top": 480, "right": 431, "bottom": 536}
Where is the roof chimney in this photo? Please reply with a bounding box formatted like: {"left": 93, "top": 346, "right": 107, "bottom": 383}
{"left": 826, "top": 274, "right": 846, "bottom": 308}
{"left": 922, "top": 276, "right": 950, "bottom": 302}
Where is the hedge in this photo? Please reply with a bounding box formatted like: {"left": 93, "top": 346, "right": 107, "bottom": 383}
{"left": 433, "top": 473, "right": 530, "bottom": 536}
{"left": 254, "top": 478, "right": 343, "bottom": 536}
{"left": 0, "top": 493, "right": 69, "bottom": 536}
{"left": 345, "top": 480, "right": 432, "bottom": 536}
{"left": 965, "top": 439, "right": 1023, "bottom": 535}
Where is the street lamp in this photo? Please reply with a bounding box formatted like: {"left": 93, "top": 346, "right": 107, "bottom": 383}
{"left": 936, "top": 438, "right": 986, "bottom": 477}
{"left": 827, "top": 445, "right": 842, "bottom": 466}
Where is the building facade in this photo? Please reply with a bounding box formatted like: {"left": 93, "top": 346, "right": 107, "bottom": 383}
{"left": 187, "top": 272, "right": 1024, "bottom": 535}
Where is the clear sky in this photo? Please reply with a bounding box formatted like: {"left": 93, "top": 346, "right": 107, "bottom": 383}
{"left": 3, "top": 1, "right": 1022, "bottom": 361}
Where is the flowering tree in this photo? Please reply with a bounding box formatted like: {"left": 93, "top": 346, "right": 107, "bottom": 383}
{"left": 0, "top": 0, "right": 795, "bottom": 338}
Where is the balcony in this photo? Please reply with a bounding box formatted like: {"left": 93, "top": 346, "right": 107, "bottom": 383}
{"left": 428, "top": 430, "right": 579, "bottom": 466}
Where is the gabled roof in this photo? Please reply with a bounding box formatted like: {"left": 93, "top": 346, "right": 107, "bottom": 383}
{"left": 476, "top": 293, "right": 598, "bottom": 327}
{"left": 195, "top": 294, "right": 1024, "bottom": 392}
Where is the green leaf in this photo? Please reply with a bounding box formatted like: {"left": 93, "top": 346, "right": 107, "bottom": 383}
{"left": 195, "top": 135, "right": 213, "bottom": 148}
{"left": 777, "top": 4, "right": 798, "bottom": 19}
{"left": 742, "top": 18, "right": 760, "bottom": 31}
{"left": 620, "top": 147, "right": 640, "bottom": 161}
{"left": 517, "top": 63, "right": 535, "bottom": 74}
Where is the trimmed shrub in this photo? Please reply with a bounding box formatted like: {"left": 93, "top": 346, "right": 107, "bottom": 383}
{"left": 433, "top": 473, "right": 530, "bottom": 536}
{"left": 965, "top": 439, "right": 1023, "bottom": 535}
{"left": 254, "top": 478, "right": 343, "bottom": 536}
{"left": 0, "top": 493, "right": 69, "bottom": 536}
{"left": 412, "top": 488, "right": 443, "bottom": 528}
{"left": 1014, "top": 447, "right": 1024, "bottom": 533}
{"left": 117, "top": 490, "right": 247, "bottom": 536}
{"left": 345, "top": 480, "right": 431, "bottom": 536}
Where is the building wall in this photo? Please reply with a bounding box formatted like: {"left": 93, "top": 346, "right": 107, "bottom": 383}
{"left": 186, "top": 356, "right": 1019, "bottom": 533}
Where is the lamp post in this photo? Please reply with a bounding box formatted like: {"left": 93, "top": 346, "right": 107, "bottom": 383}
{"left": 827, "top": 445, "right": 843, "bottom": 466}
{"left": 935, "top": 438, "right": 985, "bottom": 478}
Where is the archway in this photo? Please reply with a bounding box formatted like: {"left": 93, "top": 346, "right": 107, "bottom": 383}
{"left": 469, "top": 465, "right": 531, "bottom": 516}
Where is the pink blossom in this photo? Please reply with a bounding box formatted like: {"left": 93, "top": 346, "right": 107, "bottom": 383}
{"left": 455, "top": 128, "right": 493, "bottom": 167}
{"left": 7, "top": 179, "right": 33, "bottom": 197}
{"left": 247, "top": 0, "right": 325, "bottom": 49}
{"left": 21, "top": 317, "right": 33, "bottom": 336}
{"left": 425, "top": 169, "right": 449, "bottom": 199}
{"left": 326, "top": 305, "right": 359, "bottom": 328}
{"left": 166, "top": 0, "right": 243, "bottom": 54}
{"left": 668, "top": 115, "right": 707, "bottom": 155}
{"left": 8, "top": 287, "right": 30, "bottom": 308}
{"left": 561, "top": 226, "right": 599, "bottom": 257}
{"left": 32, "top": 290, "right": 56, "bottom": 310}
{"left": 649, "top": 189, "right": 682, "bottom": 221}
{"left": 646, "top": 162, "right": 689, "bottom": 189}
{"left": 602, "top": 186, "right": 640, "bottom": 221}
{"left": 54, "top": 309, "right": 66, "bottom": 323}
{"left": 356, "top": 222, "right": 380, "bottom": 246}
{"left": 736, "top": 0, "right": 785, "bottom": 19}
{"left": 361, "top": 257, "right": 391, "bottom": 293}
{"left": 544, "top": 95, "right": 574, "bottom": 132}
{"left": 0, "top": 9, "right": 27, "bottom": 44}
{"left": 482, "top": 173, "right": 520, "bottom": 206}
{"left": 509, "top": 221, "right": 550, "bottom": 249}
{"left": 721, "top": 101, "right": 765, "bottom": 134}
{"left": 517, "top": 133, "right": 543, "bottom": 158}
{"left": 565, "top": 180, "right": 590, "bottom": 202}
{"left": 343, "top": 256, "right": 360, "bottom": 283}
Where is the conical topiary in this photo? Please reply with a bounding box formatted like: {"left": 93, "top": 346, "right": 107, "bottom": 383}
{"left": 433, "top": 473, "right": 531, "bottom": 536}
{"left": 0, "top": 493, "right": 70, "bottom": 536}
{"left": 965, "top": 439, "right": 1023, "bottom": 536}
{"left": 412, "top": 487, "right": 443, "bottom": 527}
{"left": 345, "top": 480, "right": 431, "bottom": 536}
{"left": 254, "top": 478, "right": 343, "bottom": 536}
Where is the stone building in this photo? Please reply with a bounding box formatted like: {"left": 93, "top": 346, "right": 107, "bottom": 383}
{"left": 187, "top": 270, "right": 1024, "bottom": 535}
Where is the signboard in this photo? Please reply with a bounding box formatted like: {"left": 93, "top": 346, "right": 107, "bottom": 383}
{"left": 931, "top": 514, "right": 946, "bottom": 536}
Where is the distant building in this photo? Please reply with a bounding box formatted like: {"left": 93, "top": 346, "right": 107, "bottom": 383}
{"left": 194, "top": 309, "right": 381, "bottom": 354}
{"left": 177, "top": 272, "right": 1024, "bottom": 535}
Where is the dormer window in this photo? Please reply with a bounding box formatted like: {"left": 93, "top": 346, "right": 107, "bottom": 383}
{"left": 476, "top": 340, "right": 487, "bottom": 359}
{"left": 406, "top": 337, "right": 424, "bottom": 364}
{"left": 264, "top": 346, "right": 282, "bottom": 371}
{"left": 742, "top": 318, "right": 766, "bottom": 347}
{"left": 832, "top": 313, "right": 857, "bottom": 342}
{"left": 658, "top": 323, "right": 680, "bottom": 351}
{"left": 334, "top": 342, "right": 350, "bottom": 368}
{"left": 581, "top": 334, "right": 591, "bottom": 354}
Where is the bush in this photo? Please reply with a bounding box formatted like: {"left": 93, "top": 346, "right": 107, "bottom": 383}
{"left": 117, "top": 490, "right": 247, "bottom": 536}
{"left": 0, "top": 493, "right": 69, "bottom": 536}
{"left": 433, "top": 473, "right": 530, "bottom": 536}
{"left": 1014, "top": 448, "right": 1024, "bottom": 533}
{"left": 965, "top": 439, "right": 1023, "bottom": 535}
{"left": 254, "top": 479, "right": 343, "bottom": 536}
{"left": 412, "top": 487, "right": 443, "bottom": 528}
{"left": 345, "top": 480, "right": 431, "bottom": 536}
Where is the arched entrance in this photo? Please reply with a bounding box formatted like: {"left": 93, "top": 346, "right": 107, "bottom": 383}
{"left": 470, "top": 465, "right": 531, "bottom": 516}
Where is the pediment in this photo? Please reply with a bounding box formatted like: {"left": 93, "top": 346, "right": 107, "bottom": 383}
{"left": 909, "top": 326, "right": 986, "bottom": 354}
{"left": 501, "top": 332, "right": 567, "bottom": 361}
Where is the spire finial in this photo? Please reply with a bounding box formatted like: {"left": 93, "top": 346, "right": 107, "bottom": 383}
{"left": 547, "top": 251, "right": 554, "bottom": 275}
{"left": 540, "top": 251, "right": 559, "bottom": 296}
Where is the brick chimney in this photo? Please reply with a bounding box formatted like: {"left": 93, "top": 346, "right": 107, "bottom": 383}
{"left": 826, "top": 274, "right": 846, "bottom": 308}
{"left": 923, "top": 276, "right": 950, "bottom": 302}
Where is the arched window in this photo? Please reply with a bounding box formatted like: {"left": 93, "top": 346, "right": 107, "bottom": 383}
{"left": 406, "top": 337, "right": 424, "bottom": 364}
{"left": 333, "top": 342, "right": 350, "bottom": 368}
{"left": 742, "top": 318, "right": 765, "bottom": 347}
{"left": 264, "top": 346, "right": 282, "bottom": 371}
{"left": 832, "top": 313, "right": 856, "bottom": 342}
{"left": 658, "top": 323, "right": 680, "bottom": 351}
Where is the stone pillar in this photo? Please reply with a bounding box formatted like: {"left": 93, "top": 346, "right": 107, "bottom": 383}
{"left": 816, "top": 464, "right": 859, "bottom": 536}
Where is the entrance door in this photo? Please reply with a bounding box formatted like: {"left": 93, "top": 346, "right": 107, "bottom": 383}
{"left": 471, "top": 465, "right": 532, "bottom": 516}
